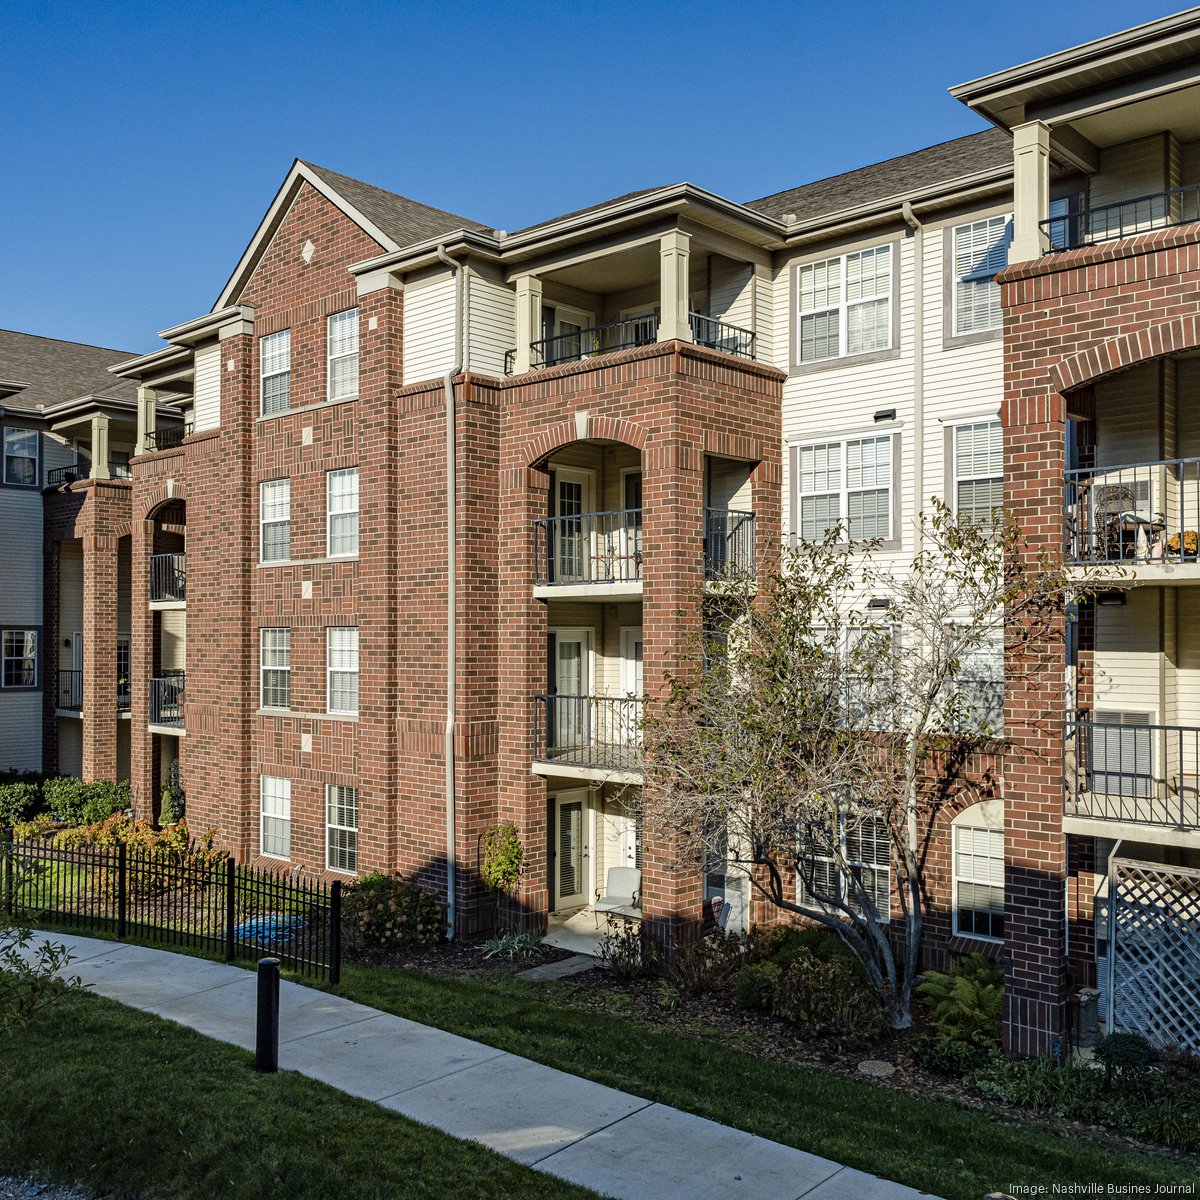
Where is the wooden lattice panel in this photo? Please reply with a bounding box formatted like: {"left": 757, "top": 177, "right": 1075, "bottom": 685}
{"left": 1111, "top": 857, "right": 1200, "bottom": 1053}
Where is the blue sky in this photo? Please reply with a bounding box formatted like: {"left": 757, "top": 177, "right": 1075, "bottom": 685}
{"left": 2, "top": 0, "right": 1179, "bottom": 353}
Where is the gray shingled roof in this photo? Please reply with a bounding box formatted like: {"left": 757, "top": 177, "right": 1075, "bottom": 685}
{"left": 300, "top": 161, "right": 492, "bottom": 247}
{"left": 745, "top": 129, "right": 1012, "bottom": 222}
{"left": 0, "top": 328, "right": 139, "bottom": 414}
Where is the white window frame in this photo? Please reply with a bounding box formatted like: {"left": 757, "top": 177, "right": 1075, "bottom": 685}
{"left": 950, "top": 419, "right": 1003, "bottom": 527}
{"left": 1, "top": 629, "right": 38, "bottom": 688}
{"left": 259, "top": 478, "right": 291, "bottom": 563}
{"left": 951, "top": 215, "right": 1012, "bottom": 336}
{"left": 795, "top": 434, "right": 895, "bottom": 544}
{"left": 796, "top": 244, "right": 893, "bottom": 364}
{"left": 260, "top": 329, "right": 292, "bottom": 417}
{"left": 3, "top": 427, "right": 40, "bottom": 487}
{"left": 797, "top": 810, "right": 892, "bottom": 922}
{"left": 327, "top": 309, "right": 359, "bottom": 402}
{"left": 325, "top": 783, "right": 359, "bottom": 874}
{"left": 952, "top": 821, "right": 1005, "bottom": 943}
{"left": 259, "top": 775, "right": 292, "bottom": 861}
{"left": 326, "top": 467, "right": 359, "bottom": 558}
{"left": 259, "top": 628, "right": 291, "bottom": 710}
{"left": 949, "top": 625, "right": 1004, "bottom": 736}
{"left": 326, "top": 627, "right": 359, "bottom": 716}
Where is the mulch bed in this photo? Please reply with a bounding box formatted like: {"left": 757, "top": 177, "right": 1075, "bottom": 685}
{"left": 347, "top": 935, "right": 577, "bottom": 978}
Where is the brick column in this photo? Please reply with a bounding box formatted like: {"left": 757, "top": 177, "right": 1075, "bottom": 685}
{"left": 129, "top": 512, "right": 156, "bottom": 818}
{"left": 81, "top": 518, "right": 119, "bottom": 781}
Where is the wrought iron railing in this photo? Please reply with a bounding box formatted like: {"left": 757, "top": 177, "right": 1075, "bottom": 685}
{"left": 149, "top": 552, "right": 187, "bottom": 603}
{"left": 149, "top": 673, "right": 185, "bottom": 727}
{"left": 690, "top": 313, "right": 756, "bottom": 360}
{"left": 534, "top": 508, "right": 643, "bottom": 586}
{"left": 705, "top": 508, "right": 756, "bottom": 579}
{"left": 1042, "top": 184, "right": 1200, "bottom": 251}
{"left": 533, "top": 694, "right": 643, "bottom": 772}
{"left": 144, "top": 423, "right": 192, "bottom": 452}
{"left": 1066, "top": 718, "right": 1200, "bottom": 830}
{"left": 117, "top": 677, "right": 130, "bottom": 712}
{"left": 47, "top": 460, "right": 131, "bottom": 486}
{"left": 58, "top": 670, "right": 82, "bottom": 711}
{"left": 1065, "top": 457, "right": 1200, "bottom": 565}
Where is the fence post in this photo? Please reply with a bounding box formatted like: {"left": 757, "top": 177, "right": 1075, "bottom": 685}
{"left": 254, "top": 957, "right": 281, "bottom": 1073}
{"left": 117, "top": 841, "right": 128, "bottom": 939}
{"left": 225, "top": 856, "right": 236, "bottom": 963}
{"left": 2, "top": 826, "right": 12, "bottom": 917}
{"left": 329, "top": 880, "right": 342, "bottom": 986}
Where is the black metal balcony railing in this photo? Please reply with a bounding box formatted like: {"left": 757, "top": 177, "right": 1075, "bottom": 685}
{"left": 149, "top": 673, "right": 185, "bottom": 728}
{"left": 149, "top": 553, "right": 187, "bottom": 603}
{"left": 1066, "top": 457, "right": 1200, "bottom": 565}
{"left": 57, "top": 669, "right": 82, "bottom": 711}
{"left": 1042, "top": 183, "right": 1200, "bottom": 251}
{"left": 534, "top": 508, "right": 643, "bottom": 587}
{"left": 144, "top": 423, "right": 193, "bottom": 452}
{"left": 45, "top": 460, "right": 131, "bottom": 487}
{"left": 690, "top": 313, "right": 756, "bottom": 360}
{"left": 533, "top": 694, "right": 643, "bottom": 772}
{"left": 704, "top": 508, "right": 756, "bottom": 580}
{"left": 1066, "top": 718, "right": 1200, "bottom": 831}
{"left": 116, "top": 677, "right": 130, "bottom": 712}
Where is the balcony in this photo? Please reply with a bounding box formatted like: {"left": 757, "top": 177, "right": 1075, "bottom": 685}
{"left": 533, "top": 694, "right": 642, "bottom": 779}
{"left": 1066, "top": 458, "right": 1200, "bottom": 578}
{"left": 1042, "top": 184, "right": 1200, "bottom": 252}
{"left": 505, "top": 312, "right": 755, "bottom": 374}
{"left": 57, "top": 669, "right": 82, "bottom": 712}
{"left": 144, "top": 423, "right": 192, "bottom": 452}
{"left": 704, "top": 508, "right": 756, "bottom": 581}
{"left": 149, "top": 553, "right": 187, "bottom": 605}
{"left": 1067, "top": 718, "right": 1200, "bottom": 835}
{"left": 47, "top": 459, "right": 133, "bottom": 487}
{"left": 534, "top": 509, "right": 642, "bottom": 597}
{"left": 149, "top": 673, "right": 185, "bottom": 730}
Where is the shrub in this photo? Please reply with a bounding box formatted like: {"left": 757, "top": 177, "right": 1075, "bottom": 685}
{"left": 916, "top": 952, "right": 1004, "bottom": 1049}
{"left": 1134, "top": 1096, "right": 1200, "bottom": 1152}
{"left": 479, "top": 822, "right": 523, "bottom": 894}
{"left": 12, "top": 813, "right": 55, "bottom": 840}
{"left": 666, "top": 934, "right": 745, "bottom": 997}
{"left": 911, "top": 1034, "right": 989, "bottom": 1076}
{"left": 746, "top": 923, "right": 863, "bottom": 974}
{"left": 342, "top": 872, "right": 447, "bottom": 952}
{"left": 42, "top": 777, "right": 87, "bottom": 826}
{"left": 481, "top": 931, "right": 542, "bottom": 961}
{"left": 1094, "top": 1032, "right": 1158, "bottom": 1090}
{"left": 734, "top": 961, "right": 781, "bottom": 1013}
{"left": 772, "top": 948, "right": 887, "bottom": 1040}
{"left": 0, "top": 781, "right": 40, "bottom": 825}
{"left": 0, "top": 919, "right": 81, "bottom": 1035}
{"left": 80, "top": 780, "right": 130, "bottom": 826}
{"left": 597, "top": 922, "right": 662, "bottom": 982}
{"left": 968, "top": 1054, "right": 1109, "bottom": 1121}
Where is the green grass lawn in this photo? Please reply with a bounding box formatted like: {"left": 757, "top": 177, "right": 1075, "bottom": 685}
{"left": 0, "top": 987, "right": 602, "bottom": 1200}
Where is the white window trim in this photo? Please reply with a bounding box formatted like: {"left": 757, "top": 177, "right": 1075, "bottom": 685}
{"left": 259, "top": 478, "right": 290, "bottom": 564}
{"left": 794, "top": 244, "right": 894, "bottom": 366}
{"left": 797, "top": 812, "right": 892, "bottom": 922}
{"left": 327, "top": 309, "right": 359, "bottom": 402}
{"left": 326, "top": 626, "right": 359, "bottom": 716}
{"left": 260, "top": 329, "right": 292, "bottom": 417}
{"left": 950, "top": 419, "right": 1003, "bottom": 525}
{"left": 325, "top": 783, "right": 359, "bottom": 875}
{"left": 947, "top": 623, "right": 1005, "bottom": 736}
{"left": 950, "top": 214, "right": 1012, "bottom": 338}
{"left": 259, "top": 775, "right": 292, "bottom": 862}
{"left": 259, "top": 628, "right": 291, "bottom": 711}
{"left": 794, "top": 433, "right": 897, "bottom": 545}
{"left": 0, "top": 628, "right": 38, "bottom": 689}
{"left": 326, "top": 467, "right": 360, "bottom": 559}
{"left": 951, "top": 822, "right": 1005, "bottom": 943}
{"left": 3, "top": 427, "right": 41, "bottom": 487}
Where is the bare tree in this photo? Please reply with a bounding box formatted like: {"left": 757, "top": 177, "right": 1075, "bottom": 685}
{"left": 641, "top": 501, "right": 1075, "bottom": 1029}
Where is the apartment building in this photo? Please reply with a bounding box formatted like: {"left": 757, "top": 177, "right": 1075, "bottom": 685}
{"left": 34, "top": 8, "right": 1200, "bottom": 1054}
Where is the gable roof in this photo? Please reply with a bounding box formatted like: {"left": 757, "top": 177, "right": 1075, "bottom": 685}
{"left": 508, "top": 184, "right": 679, "bottom": 236}
{"left": 0, "top": 328, "right": 139, "bottom": 414}
{"left": 745, "top": 128, "right": 1012, "bottom": 223}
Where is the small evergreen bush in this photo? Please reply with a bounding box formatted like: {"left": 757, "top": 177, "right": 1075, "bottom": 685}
{"left": 0, "top": 782, "right": 40, "bottom": 825}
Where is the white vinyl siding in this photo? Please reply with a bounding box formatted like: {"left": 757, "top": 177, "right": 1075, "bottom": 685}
{"left": 3, "top": 427, "right": 40, "bottom": 487}
{"left": 259, "top": 479, "right": 290, "bottom": 563}
{"left": 193, "top": 342, "right": 222, "bottom": 432}
{"left": 952, "top": 216, "right": 1011, "bottom": 335}
{"left": 797, "top": 813, "right": 891, "bottom": 920}
{"left": 1, "top": 630, "right": 37, "bottom": 688}
{"left": 0, "top": 487, "right": 45, "bottom": 623}
{"left": 327, "top": 309, "right": 359, "bottom": 402}
{"left": 260, "top": 775, "right": 291, "bottom": 860}
{"left": 327, "top": 468, "right": 359, "bottom": 558}
{"left": 0, "top": 693, "right": 43, "bottom": 772}
{"left": 326, "top": 784, "right": 359, "bottom": 873}
{"left": 796, "top": 435, "right": 893, "bottom": 542}
{"left": 260, "top": 329, "right": 291, "bottom": 416}
{"left": 260, "top": 628, "right": 290, "bottom": 709}
{"left": 797, "top": 245, "right": 892, "bottom": 363}
{"left": 953, "top": 823, "right": 1004, "bottom": 941}
{"left": 326, "top": 627, "right": 359, "bottom": 716}
{"left": 467, "top": 267, "right": 517, "bottom": 377}
{"left": 953, "top": 421, "right": 1003, "bottom": 525}
{"left": 402, "top": 269, "right": 457, "bottom": 385}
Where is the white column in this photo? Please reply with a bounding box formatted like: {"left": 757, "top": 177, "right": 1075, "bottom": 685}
{"left": 136, "top": 386, "right": 156, "bottom": 455}
{"left": 89, "top": 415, "right": 110, "bottom": 480}
{"left": 513, "top": 274, "right": 543, "bottom": 374}
{"left": 657, "top": 229, "right": 692, "bottom": 343}
{"left": 1010, "top": 120, "right": 1051, "bottom": 264}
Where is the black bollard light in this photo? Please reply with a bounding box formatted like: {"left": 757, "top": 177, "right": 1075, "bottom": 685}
{"left": 255, "top": 957, "right": 281, "bottom": 1073}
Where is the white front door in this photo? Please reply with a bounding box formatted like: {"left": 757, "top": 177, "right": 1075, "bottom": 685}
{"left": 554, "top": 468, "right": 594, "bottom": 583}
{"left": 554, "top": 790, "right": 592, "bottom": 909}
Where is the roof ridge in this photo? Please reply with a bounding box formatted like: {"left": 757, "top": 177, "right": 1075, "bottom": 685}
{"left": 0, "top": 326, "right": 137, "bottom": 357}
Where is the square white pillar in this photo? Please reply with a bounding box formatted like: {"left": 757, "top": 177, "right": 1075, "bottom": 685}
{"left": 657, "top": 229, "right": 692, "bottom": 344}
{"left": 136, "top": 386, "right": 157, "bottom": 456}
{"left": 1010, "top": 120, "right": 1051, "bottom": 264}
{"left": 90, "top": 414, "right": 110, "bottom": 480}
{"left": 513, "top": 275, "right": 543, "bottom": 374}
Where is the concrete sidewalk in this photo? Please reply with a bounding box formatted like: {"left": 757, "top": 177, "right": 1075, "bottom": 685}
{"left": 30, "top": 932, "right": 942, "bottom": 1200}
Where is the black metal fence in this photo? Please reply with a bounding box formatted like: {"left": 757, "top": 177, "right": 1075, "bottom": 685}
{"left": 144, "top": 423, "right": 193, "bottom": 452}
{"left": 150, "top": 673, "right": 185, "bottom": 727}
{"left": 533, "top": 508, "right": 643, "bottom": 586}
{"left": 0, "top": 830, "right": 341, "bottom": 982}
{"left": 533, "top": 693, "right": 642, "bottom": 772}
{"left": 704, "top": 508, "right": 756, "bottom": 579}
{"left": 690, "top": 313, "right": 756, "bottom": 360}
{"left": 1042, "top": 183, "right": 1200, "bottom": 251}
{"left": 58, "top": 669, "right": 82, "bottom": 711}
{"left": 149, "top": 552, "right": 187, "bottom": 603}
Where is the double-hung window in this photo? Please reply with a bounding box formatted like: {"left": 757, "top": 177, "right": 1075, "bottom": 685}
{"left": 796, "top": 435, "right": 893, "bottom": 542}
{"left": 3, "top": 428, "right": 39, "bottom": 486}
{"left": 951, "top": 628, "right": 1004, "bottom": 735}
{"left": 796, "top": 245, "right": 892, "bottom": 363}
{"left": 260, "top": 479, "right": 291, "bottom": 563}
{"left": 326, "top": 627, "right": 359, "bottom": 715}
{"left": 952, "top": 215, "right": 1011, "bottom": 336}
{"left": 952, "top": 818, "right": 1004, "bottom": 940}
{"left": 1, "top": 630, "right": 37, "bottom": 688}
{"left": 327, "top": 309, "right": 359, "bottom": 401}
{"left": 326, "top": 784, "right": 359, "bottom": 873}
{"left": 797, "top": 811, "right": 892, "bottom": 920}
{"left": 327, "top": 468, "right": 359, "bottom": 558}
{"left": 260, "top": 628, "right": 291, "bottom": 709}
{"left": 952, "top": 421, "right": 1002, "bottom": 527}
{"left": 260, "top": 329, "right": 291, "bottom": 416}
{"left": 260, "top": 775, "right": 292, "bottom": 860}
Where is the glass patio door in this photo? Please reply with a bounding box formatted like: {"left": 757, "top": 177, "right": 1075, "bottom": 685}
{"left": 555, "top": 792, "right": 590, "bottom": 909}
{"left": 551, "top": 630, "right": 591, "bottom": 756}
{"left": 555, "top": 470, "right": 591, "bottom": 583}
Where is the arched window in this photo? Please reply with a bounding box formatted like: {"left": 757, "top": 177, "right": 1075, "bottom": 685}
{"left": 951, "top": 799, "right": 1004, "bottom": 941}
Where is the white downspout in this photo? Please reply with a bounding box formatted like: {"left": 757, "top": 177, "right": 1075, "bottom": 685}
{"left": 437, "top": 244, "right": 465, "bottom": 940}
{"left": 901, "top": 201, "right": 924, "bottom": 526}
